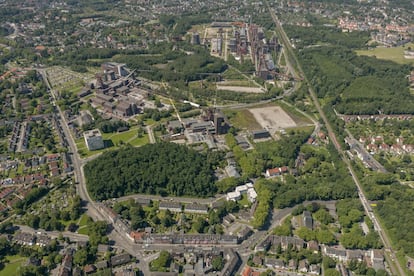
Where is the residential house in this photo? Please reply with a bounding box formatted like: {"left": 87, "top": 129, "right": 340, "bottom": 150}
{"left": 265, "top": 257, "right": 285, "bottom": 269}
{"left": 237, "top": 226, "right": 253, "bottom": 241}
{"left": 322, "top": 246, "right": 347, "bottom": 262}
{"left": 307, "top": 240, "right": 319, "bottom": 253}
{"left": 220, "top": 249, "right": 240, "bottom": 276}
{"left": 303, "top": 211, "right": 313, "bottom": 229}
{"left": 265, "top": 166, "right": 289, "bottom": 177}
{"left": 371, "top": 249, "right": 384, "bottom": 270}
{"left": 298, "top": 260, "right": 308, "bottom": 273}
{"left": 95, "top": 260, "right": 108, "bottom": 270}
{"left": 309, "top": 264, "right": 321, "bottom": 275}
{"left": 184, "top": 203, "right": 209, "bottom": 214}
{"left": 288, "top": 259, "right": 297, "bottom": 271}
{"left": 110, "top": 253, "right": 131, "bottom": 267}
{"left": 84, "top": 264, "right": 96, "bottom": 274}
{"left": 159, "top": 202, "right": 182, "bottom": 213}
{"left": 252, "top": 255, "right": 263, "bottom": 266}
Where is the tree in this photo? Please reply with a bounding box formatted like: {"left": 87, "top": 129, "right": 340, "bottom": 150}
{"left": 192, "top": 217, "right": 207, "bottom": 233}
{"left": 313, "top": 208, "right": 334, "bottom": 225}
{"left": 212, "top": 255, "right": 224, "bottom": 271}
{"left": 73, "top": 248, "right": 88, "bottom": 266}
{"left": 322, "top": 256, "right": 336, "bottom": 270}
{"left": 151, "top": 251, "right": 171, "bottom": 271}
{"left": 296, "top": 227, "right": 315, "bottom": 241}
{"left": 316, "top": 229, "right": 336, "bottom": 245}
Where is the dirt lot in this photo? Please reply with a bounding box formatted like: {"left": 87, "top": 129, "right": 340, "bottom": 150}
{"left": 217, "top": 85, "right": 264, "bottom": 93}
{"left": 249, "top": 106, "right": 297, "bottom": 134}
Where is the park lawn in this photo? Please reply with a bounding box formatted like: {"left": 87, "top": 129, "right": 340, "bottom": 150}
{"left": 0, "top": 255, "right": 27, "bottom": 276}
{"left": 102, "top": 130, "right": 137, "bottom": 145}
{"left": 129, "top": 135, "right": 149, "bottom": 147}
{"left": 355, "top": 43, "right": 414, "bottom": 65}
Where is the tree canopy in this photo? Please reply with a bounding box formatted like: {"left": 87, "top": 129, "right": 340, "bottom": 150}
{"left": 85, "top": 143, "right": 218, "bottom": 200}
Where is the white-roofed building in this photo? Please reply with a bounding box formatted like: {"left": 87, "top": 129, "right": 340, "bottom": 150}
{"left": 226, "top": 191, "right": 241, "bottom": 201}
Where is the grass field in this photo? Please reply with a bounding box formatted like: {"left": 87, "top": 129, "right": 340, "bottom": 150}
{"left": 76, "top": 126, "right": 150, "bottom": 158}
{"left": 0, "top": 255, "right": 27, "bottom": 276}
{"left": 356, "top": 43, "right": 414, "bottom": 65}
{"left": 224, "top": 109, "right": 262, "bottom": 130}
{"left": 278, "top": 102, "right": 313, "bottom": 126}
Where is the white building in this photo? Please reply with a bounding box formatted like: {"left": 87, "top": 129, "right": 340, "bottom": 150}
{"left": 247, "top": 188, "right": 257, "bottom": 203}
{"left": 226, "top": 183, "right": 257, "bottom": 203}
{"left": 226, "top": 191, "right": 241, "bottom": 201}
{"left": 84, "top": 129, "right": 105, "bottom": 151}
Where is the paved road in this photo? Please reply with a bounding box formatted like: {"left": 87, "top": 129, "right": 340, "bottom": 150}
{"left": 265, "top": 4, "right": 404, "bottom": 275}
{"left": 17, "top": 225, "right": 89, "bottom": 242}
{"left": 38, "top": 69, "right": 152, "bottom": 274}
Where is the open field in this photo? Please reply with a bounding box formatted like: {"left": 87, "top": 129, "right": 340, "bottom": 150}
{"left": 355, "top": 43, "right": 414, "bottom": 65}
{"left": 0, "top": 255, "right": 27, "bottom": 276}
{"left": 224, "top": 109, "right": 262, "bottom": 130}
{"left": 249, "top": 106, "right": 297, "bottom": 134}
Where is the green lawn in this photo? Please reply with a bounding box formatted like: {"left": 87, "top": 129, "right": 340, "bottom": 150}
{"left": 77, "top": 227, "right": 89, "bottom": 235}
{"left": 356, "top": 43, "right": 414, "bottom": 65}
{"left": 78, "top": 214, "right": 90, "bottom": 227}
{"left": 0, "top": 255, "right": 27, "bottom": 276}
{"left": 76, "top": 127, "right": 150, "bottom": 158}
{"left": 224, "top": 109, "right": 262, "bottom": 131}
{"left": 102, "top": 130, "right": 136, "bottom": 145}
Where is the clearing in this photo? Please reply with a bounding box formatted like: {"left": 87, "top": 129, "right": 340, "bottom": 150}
{"left": 355, "top": 43, "right": 414, "bottom": 65}
{"left": 249, "top": 106, "right": 297, "bottom": 134}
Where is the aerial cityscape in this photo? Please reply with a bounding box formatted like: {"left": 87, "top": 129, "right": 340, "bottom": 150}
{"left": 0, "top": 0, "right": 413, "bottom": 275}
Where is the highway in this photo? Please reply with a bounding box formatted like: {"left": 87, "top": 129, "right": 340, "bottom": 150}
{"left": 265, "top": 3, "right": 404, "bottom": 275}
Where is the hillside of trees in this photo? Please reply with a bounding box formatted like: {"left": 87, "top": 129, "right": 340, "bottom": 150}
{"left": 84, "top": 143, "right": 220, "bottom": 200}
{"left": 285, "top": 25, "right": 414, "bottom": 115}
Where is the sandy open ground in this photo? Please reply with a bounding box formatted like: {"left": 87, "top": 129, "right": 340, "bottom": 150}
{"left": 249, "top": 106, "right": 297, "bottom": 133}
{"left": 217, "top": 85, "right": 264, "bottom": 93}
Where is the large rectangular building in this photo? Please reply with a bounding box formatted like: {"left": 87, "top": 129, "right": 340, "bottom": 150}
{"left": 84, "top": 129, "right": 104, "bottom": 151}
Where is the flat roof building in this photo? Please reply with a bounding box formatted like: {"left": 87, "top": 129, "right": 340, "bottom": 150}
{"left": 84, "top": 129, "right": 104, "bottom": 151}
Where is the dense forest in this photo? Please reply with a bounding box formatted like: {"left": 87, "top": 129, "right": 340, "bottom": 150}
{"left": 359, "top": 171, "right": 414, "bottom": 257}
{"left": 285, "top": 25, "right": 414, "bottom": 115}
{"left": 84, "top": 143, "right": 221, "bottom": 200}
